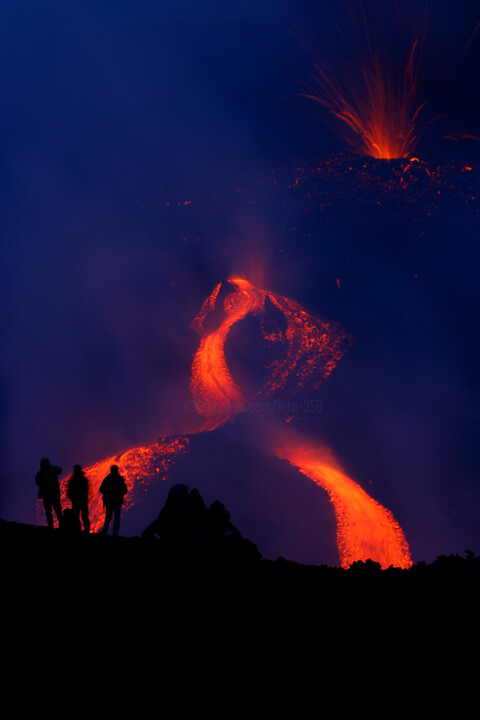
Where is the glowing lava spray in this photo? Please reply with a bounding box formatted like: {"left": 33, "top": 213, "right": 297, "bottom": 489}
{"left": 297, "top": 1, "right": 430, "bottom": 159}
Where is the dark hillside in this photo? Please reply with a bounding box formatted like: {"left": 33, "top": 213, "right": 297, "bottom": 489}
{"left": 3, "top": 515, "right": 478, "bottom": 710}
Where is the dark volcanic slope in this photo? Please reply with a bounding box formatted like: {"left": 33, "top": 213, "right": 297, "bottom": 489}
{"left": 3, "top": 515, "right": 479, "bottom": 711}
{"left": 3, "top": 515, "right": 480, "bottom": 613}
{"left": 120, "top": 422, "right": 340, "bottom": 567}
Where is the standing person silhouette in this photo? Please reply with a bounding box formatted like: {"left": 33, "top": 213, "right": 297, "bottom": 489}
{"left": 67, "top": 464, "right": 90, "bottom": 533}
{"left": 99, "top": 465, "right": 128, "bottom": 536}
{"left": 35, "top": 457, "right": 63, "bottom": 529}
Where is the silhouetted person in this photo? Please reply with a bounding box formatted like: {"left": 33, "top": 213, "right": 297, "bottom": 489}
{"left": 202, "top": 500, "right": 240, "bottom": 542}
{"left": 149, "top": 483, "right": 190, "bottom": 546}
{"left": 62, "top": 507, "right": 81, "bottom": 533}
{"left": 199, "top": 500, "right": 262, "bottom": 561}
{"left": 141, "top": 485, "right": 261, "bottom": 561}
{"left": 142, "top": 484, "right": 206, "bottom": 550}
{"left": 66, "top": 464, "right": 90, "bottom": 533}
{"left": 99, "top": 465, "right": 128, "bottom": 536}
{"left": 35, "top": 457, "right": 63, "bottom": 529}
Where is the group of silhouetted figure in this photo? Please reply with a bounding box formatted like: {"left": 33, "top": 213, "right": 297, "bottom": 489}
{"left": 142, "top": 483, "right": 236, "bottom": 548}
{"left": 34, "top": 458, "right": 261, "bottom": 560}
{"left": 35, "top": 457, "right": 128, "bottom": 535}
{"left": 142, "top": 483, "right": 261, "bottom": 561}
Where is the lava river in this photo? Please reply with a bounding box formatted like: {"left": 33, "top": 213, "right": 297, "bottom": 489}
{"left": 60, "top": 277, "right": 412, "bottom": 569}
{"left": 276, "top": 443, "right": 412, "bottom": 569}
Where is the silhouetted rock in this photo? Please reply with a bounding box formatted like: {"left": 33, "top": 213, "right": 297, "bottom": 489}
{"left": 349, "top": 558, "right": 382, "bottom": 574}
{"left": 141, "top": 484, "right": 262, "bottom": 563}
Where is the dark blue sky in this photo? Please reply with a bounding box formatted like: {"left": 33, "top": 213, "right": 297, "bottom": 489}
{"left": 1, "top": 0, "right": 480, "bottom": 564}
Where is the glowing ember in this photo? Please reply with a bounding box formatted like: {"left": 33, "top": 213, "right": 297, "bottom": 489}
{"left": 280, "top": 155, "right": 479, "bottom": 235}
{"left": 277, "top": 442, "right": 412, "bottom": 569}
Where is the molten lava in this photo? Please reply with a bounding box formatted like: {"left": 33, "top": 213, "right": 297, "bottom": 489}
{"left": 61, "top": 437, "right": 190, "bottom": 533}
{"left": 276, "top": 443, "right": 412, "bottom": 569}
{"left": 57, "top": 276, "right": 412, "bottom": 568}
{"left": 304, "top": 42, "right": 424, "bottom": 160}
{"left": 298, "top": 2, "right": 428, "bottom": 159}
{"left": 189, "top": 278, "right": 263, "bottom": 429}
{"left": 190, "top": 277, "right": 353, "bottom": 429}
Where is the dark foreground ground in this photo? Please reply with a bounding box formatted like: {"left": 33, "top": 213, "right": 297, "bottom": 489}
{"left": 2, "top": 517, "right": 479, "bottom": 710}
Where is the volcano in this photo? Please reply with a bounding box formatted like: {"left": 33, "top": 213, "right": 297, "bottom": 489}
{"left": 4, "top": 3, "right": 480, "bottom": 573}
{"left": 55, "top": 276, "right": 415, "bottom": 570}
{"left": 123, "top": 423, "right": 341, "bottom": 567}
{"left": 46, "top": 143, "right": 479, "bottom": 567}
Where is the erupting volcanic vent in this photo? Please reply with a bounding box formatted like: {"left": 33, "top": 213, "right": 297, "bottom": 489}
{"left": 61, "top": 277, "right": 412, "bottom": 569}
{"left": 297, "top": 1, "right": 431, "bottom": 159}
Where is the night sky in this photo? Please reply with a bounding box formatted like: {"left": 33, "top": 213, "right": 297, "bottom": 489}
{"left": 2, "top": 0, "right": 480, "bottom": 565}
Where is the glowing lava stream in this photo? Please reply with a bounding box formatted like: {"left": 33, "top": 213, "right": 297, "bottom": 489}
{"left": 276, "top": 444, "right": 412, "bottom": 569}
{"left": 189, "top": 278, "right": 264, "bottom": 429}
{"left": 190, "top": 277, "right": 411, "bottom": 568}
{"left": 60, "top": 436, "right": 191, "bottom": 534}
{"left": 58, "top": 276, "right": 412, "bottom": 568}
{"left": 189, "top": 277, "right": 352, "bottom": 430}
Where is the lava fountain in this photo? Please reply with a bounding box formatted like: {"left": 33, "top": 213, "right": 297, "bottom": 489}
{"left": 297, "top": 1, "right": 430, "bottom": 159}
{"left": 58, "top": 276, "right": 412, "bottom": 568}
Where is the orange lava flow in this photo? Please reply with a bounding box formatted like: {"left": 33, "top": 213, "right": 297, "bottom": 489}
{"left": 189, "top": 279, "right": 264, "bottom": 429}
{"left": 60, "top": 437, "right": 190, "bottom": 533}
{"left": 277, "top": 444, "right": 412, "bottom": 569}
{"left": 52, "top": 275, "right": 413, "bottom": 569}
{"left": 190, "top": 277, "right": 412, "bottom": 567}
{"left": 189, "top": 277, "right": 353, "bottom": 428}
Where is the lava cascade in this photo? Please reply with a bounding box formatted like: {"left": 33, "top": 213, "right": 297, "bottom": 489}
{"left": 276, "top": 444, "right": 412, "bottom": 569}
{"left": 57, "top": 277, "right": 412, "bottom": 568}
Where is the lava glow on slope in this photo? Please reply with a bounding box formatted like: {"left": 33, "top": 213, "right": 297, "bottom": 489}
{"left": 58, "top": 277, "right": 412, "bottom": 568}
{"left": 276, "top": 443, "right": 412, "bottom": 569}
{"left": 61, "top": 437, "right": 190, "bottom": 534}
{"left": 190, "top": 277, "right": 353, "bottom": 430}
